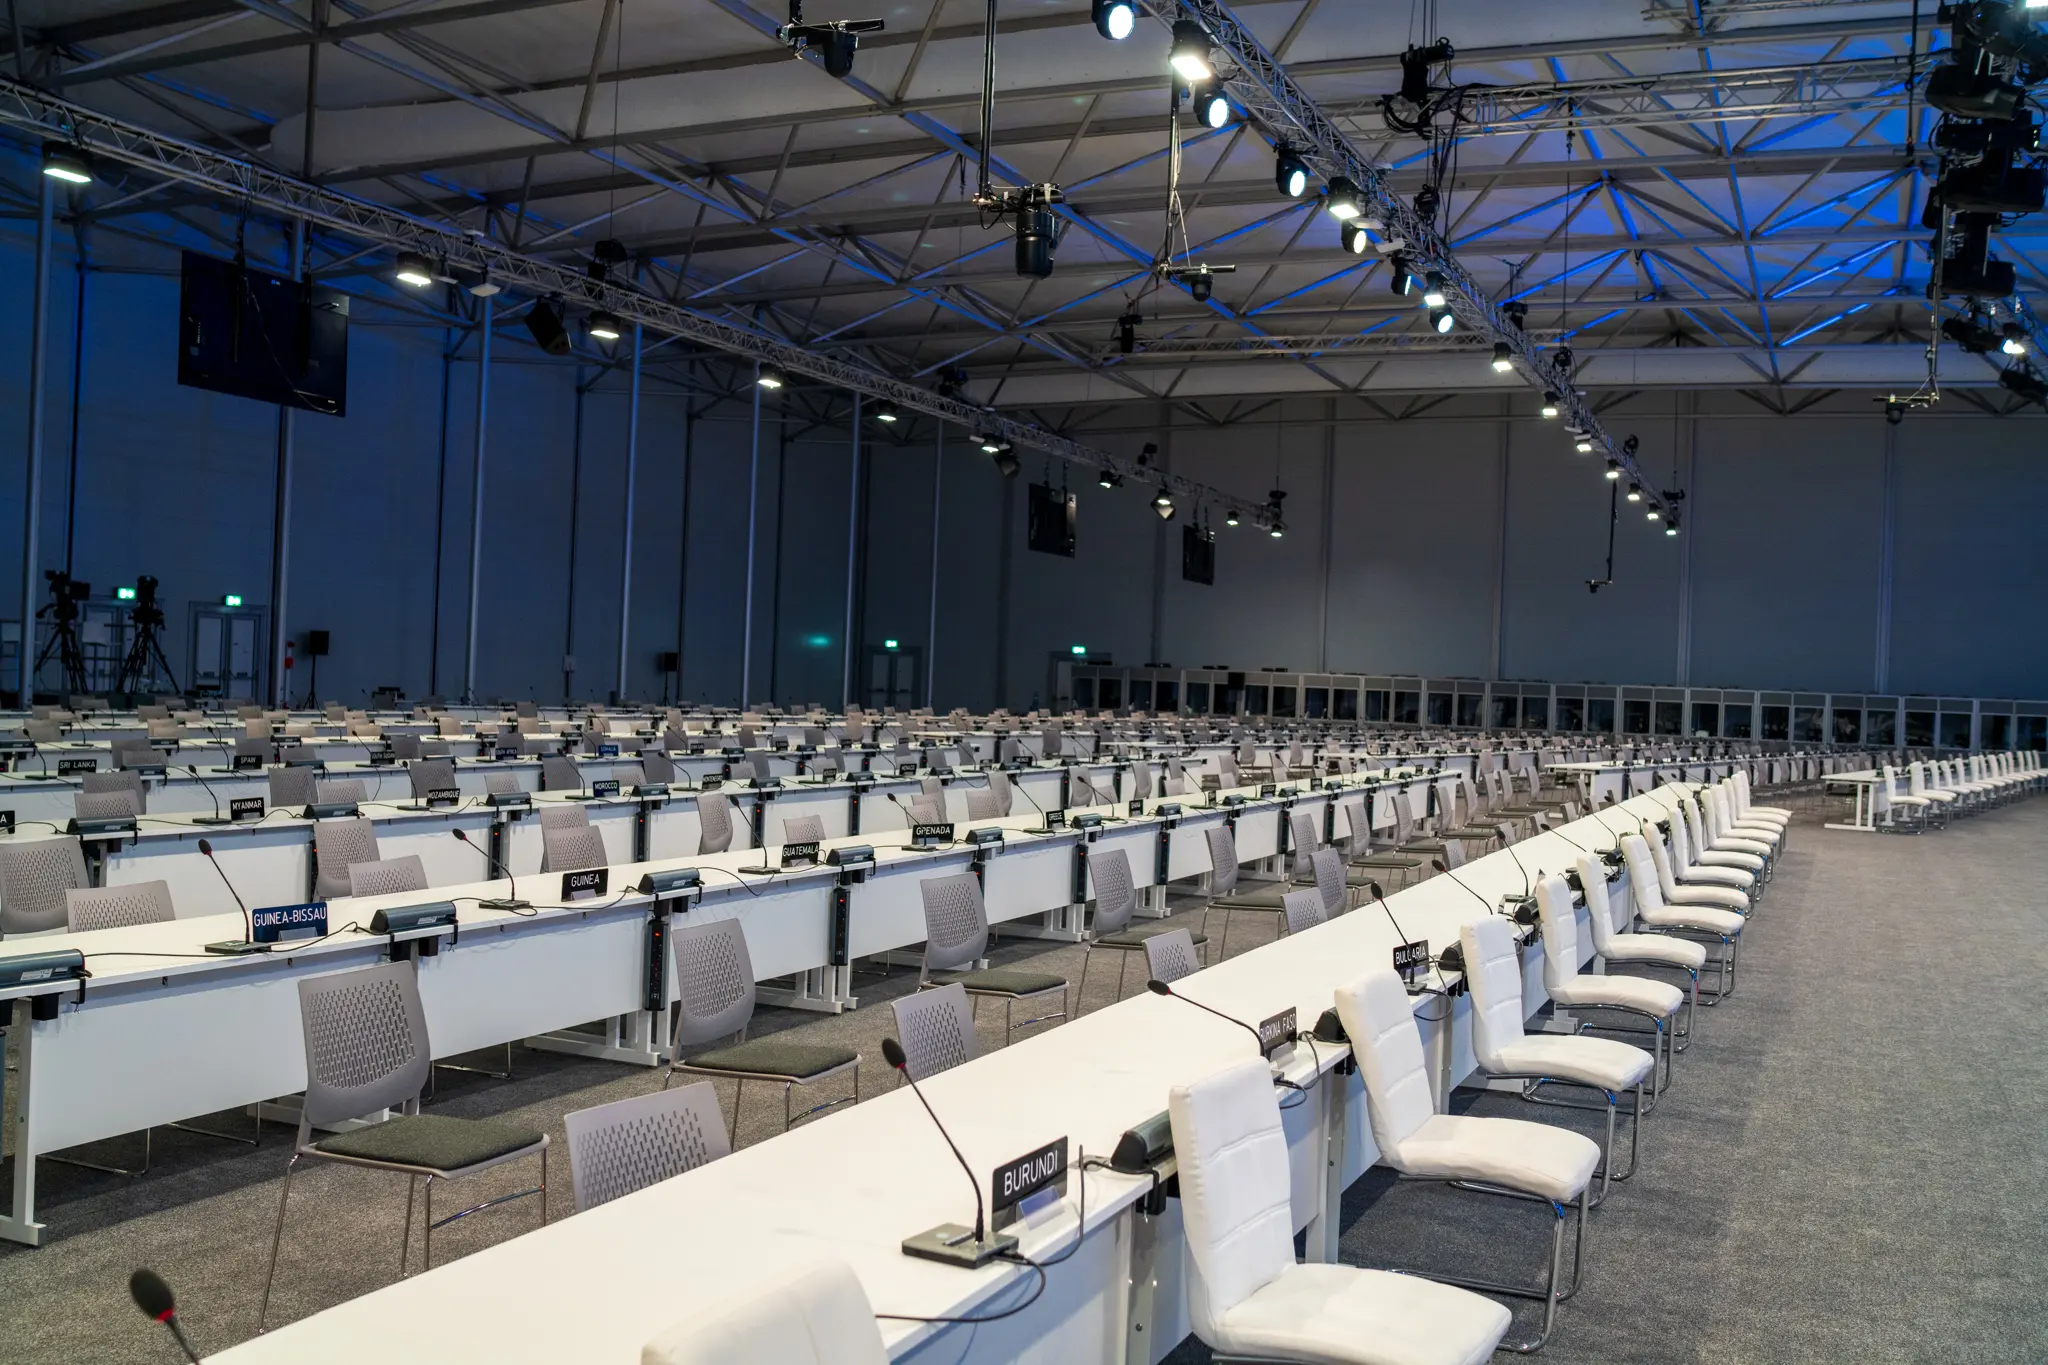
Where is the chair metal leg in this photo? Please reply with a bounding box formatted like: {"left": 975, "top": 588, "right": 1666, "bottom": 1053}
{"left": 401, "top": 1174, "right": 418, "bottom": 1275}
{"left": 1077, "top": 949, "right": 1094, "bottom": 1012}
{"left": 46, "top": 1125, "right": 153, "bottom": 1177}
{"left": 1218, "top": 908, "right": 1233, "bottom": 962}
{"left": 728, "top": 1079, "right": 743, "bottom": 1146}
{"left": 257, "top": 1155, "right": 299, "bottom": 1333}
{"left": 423, "top": 1176, "right": 433, "bottom": 1271}
{"left": 1115, "top": 951, "right": 1130, "bottom": 1003}
{"left": 169, "top": 1102, "right": 263, "bottom": 1148}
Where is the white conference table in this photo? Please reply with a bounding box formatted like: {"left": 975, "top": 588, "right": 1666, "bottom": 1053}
{"left": 199, "top": 786, "right": 1694, "bottom": 1365}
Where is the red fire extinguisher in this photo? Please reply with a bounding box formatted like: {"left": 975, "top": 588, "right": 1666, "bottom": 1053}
{"left": 283, "top": 639, "right": 295, "bottom": 707}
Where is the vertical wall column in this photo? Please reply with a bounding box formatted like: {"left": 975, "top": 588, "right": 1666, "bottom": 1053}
{"left": 267, "top": 222, "right": 303, "bottom": 706}
{"left": 841, "top": 395, "right": 862, "bottom": 707}
{"left": 1874, "top": 413, "right": 1899, "bottom": 692}
{"left": 15, "top": 174, "right": 52, "bottom": 705}
{"left": 1673, "top": 393, "right": 1697, "bottom": 686}
{"left": 615, "top": 322, "right": 642, "bottom": 701}
{"left": 1489, "top": 396, "right": 1510, "bottom": 681}
{"left": 740, "top": 365, "right": 763, "bottom": 707}
{"left": 925, "top": 426, "right": 943, "bottom": 709}
{"left": 462, "top": 296, "right": 494, "bottom": 702}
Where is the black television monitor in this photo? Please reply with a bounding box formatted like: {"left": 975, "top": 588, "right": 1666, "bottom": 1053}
{"left": 1027, "top": 482, "right": 1076, "bottom": 557}
{"left": 178, "top": 250, "right": 349, "bottom": 415}
{"left": 1181, "top": 525, "right": 1215, "bottom": 585}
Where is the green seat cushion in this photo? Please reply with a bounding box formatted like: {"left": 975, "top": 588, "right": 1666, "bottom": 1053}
{"left": 1098, "top": 926, "right": 1210, "bottom": 948}
{"left": 938, "top": 968, "right": 1067, "bottom": 997}
{"left": 313, "top": 1113, "right": 543, "bottom": 1173}
{"left": 685, "top": 1038, "right": 858, "bottom": 1080}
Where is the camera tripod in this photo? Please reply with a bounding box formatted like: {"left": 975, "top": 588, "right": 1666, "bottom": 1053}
{"left": 115, "top": 575, "right": 180, "bottom": 695}
{"left": 34, "top": 571, "right": 88, "bottom": 699}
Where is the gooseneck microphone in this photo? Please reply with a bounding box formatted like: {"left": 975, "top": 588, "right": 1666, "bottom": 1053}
{"left": 130, "top": 1269, "right": 202, "bottom": 1364}
{"left": 451, "top": 827, "right": 531, "bottom": 911}
{"left": 882, "top": 1035, "right": 1017, "bottom": 1268}
{"left": 198, "top": 838, "right": 267, "bottom": 955}
{"left": 1145, "top": 978, "right": 1267, "bottom": 1055}
{"left": 185, "top": 765, "right": 233, "bottom": 825}
{"left": 1429, "top": 858, "right": 1498, "bottom": 916}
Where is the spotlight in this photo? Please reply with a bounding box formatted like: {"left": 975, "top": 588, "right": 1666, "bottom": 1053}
{"left": 978, "top": 432, "right": 1003, "bottom": 453}
{"left": 1429, "top": 306, "right": 1454, "bottom": 334}
{"left": 1604, "top": 457, "right": 1621, "bottom": 480}
{"left": 1646, "top": 501, "right": 1662, "bottom": 520}
{"left": 1224, "top": 508, "right": 1240, "bottom": 527}
{"left": 1389, "top": 252, "right": 1414, "bottom": 296}
{"left": 1098, "top": 464, "right": 1122, "bottom": 488}
{"left": 1944, "top": 315, "right": 2002, "bottom": 355}
{"left": 1324, "top": 176, "right": 1363, "bottom": 221}
{"left": 1413, "top": 184, "right": 1439, "bottom": 224}
{"left": 1117, "top": 309, "right": 1140, "bottom": 354}
{"left": 1421, "top": 271, "right": 1447, "bottom": 308}
{"left": 1092, "top": 0, "right": 1136, "bottom": 40}
{"left": 40, "top": 142, "right": 93, "bottom": 185}
{"left": 991, "top": 442, "right": 1021, "bottom": 478}
{"left": 587, "top": 310, "right": 622, "bottom": 341}
{"left": 758, "top": 366, "right": 788, "bottom": 390}
{"left": 1342, "top": 222, "right": 1372, "bottom": 256}
{"left": 1664, "top": 517, "right": 1680, "bottom": 537}
{"left": 2001, "top": 324, "right": 2029, "bottom": 356}
{"left": 526, "top": 300, "right": 572, "bottom": 355}
{"left": 1553, "top": 346, "right": 1574, "bottom": 374}
{"left": 1575, "top": 437, "right": 1594, "bottom": 454}
{"left": 874, "top": 399, "right": 901, "bottom": 423}
{"left": 1626, "top": 481, "right": 1643, "bottom": 502}
{"left": 1490, "top": 342, "right": 1513, "bottom": 373}
{"left": 1154, "top": 500, "right": 1178, "bottom": 522}
{"left": 1268, "top": 520, "right": 1285, "bottom": 539}
{"left": 1169, "top": 20, "right": 1213, "bottom": 82}
{"left": 778, "top": 6, "right": 884, "bottom": 81}
{"left": 394, "top": 251, "right": 435, "bottom": 288}
{"left": 1541, "top": 391, "right": 1560, "bottom": 418}
{"left": 2000, "top": 365, "right": 2048, "bottom": 405}
{"left": 1275, "top": 147, "right": 1309, "bottom": 199}
{"left": 1194, "top": 84, "right": 1231, "bottom": 130}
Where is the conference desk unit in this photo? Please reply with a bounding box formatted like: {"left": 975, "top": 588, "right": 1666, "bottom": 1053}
{"left": 194, "top": 786, "right": 1696, "bottom": 1365}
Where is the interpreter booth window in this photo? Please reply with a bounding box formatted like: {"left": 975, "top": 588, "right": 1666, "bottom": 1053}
{"left": 1904, "top": 711, "right": 1935, "bottom": 747}
{"left": 1691, "top": 702, "right": 1720, "bottom": 737}
{"left": 1333, "top": 689, "right": 1358, "bottom": 721}
{"left": 1832, "top": 709, "right": 1862, "bottom": 744}
{"left": 1793, "top": 707, "right": 1824, "bottom": 743}
{"left": 1654, "top": 701, "right": 1682, "bottom": 735}
{"left": 1865, "top": 710, "right": 1896, "bottom": 746}
{"left": 1097, "top": 678, "right": 1122, "bottom": 710}
{"left": 1555, "top": 697, "right": 1584, "bottom": 732}
{"left": 1457, "top": 694, "right": 1483, "bottom": 728}
{"left": 1761, "top": 706, "right": 1789, "bottom": 741}
{"left": 1939, "top": 712, "right": 1972, "bottom": 750}
{"left": 1489, "top": 696, "right": 1516, "bottom": 729}
{"left": 1244, "top": 685, "right": 1269, "bottom": 715}
{"left": 1622, "top": 699, "right": 1651, "bottom": 735}
{"left": 1155, "top": 681, "right": 1179, "bottom": 712}
{"left": 1588, "top": 698, "right": 1616, "bottom": 733}
{"left": 1073, "top": 677, "right": 1096, "bottom": 709}
{"left": 1271, "top": 687, "right": 1296, "bottom": 719}
{"left": 1724, "top": 704, "right": 1752, "bottom": 738}
{"left": 1214, "top": 683, "right": 1241, "bottom": 716}
{"left": 1394, "top": 691, "right": 1421, "bottom": 724}
{"left": 2017, "top": 716, "right": 2047, "bottom": 751}
{"left": 1304, "top": 687, "right": 1328, "bottom": 719}
{"left": 1185, "top": 682, "right": 1209, "bottom": 713}
{"left": 1128, "top": 680, "right": 1152, "bottom": 711}
{"left": 1981, "top": 714, "right": 2009, "bottom": 749}
{"left": 1427, "top": 693, "right": 1453, "bottom": 726}
{"left": 1365, "top": 690, "right": 1390, "bottom": 722}
{"left": 1522, "top": 696, "right": 1550, "bottom": 730}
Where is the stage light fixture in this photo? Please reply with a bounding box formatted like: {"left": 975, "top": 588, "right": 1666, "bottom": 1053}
{"left": 1575, "top": 437, "right": 1594, "bottom": 454}
{"left": 1268, "top": 520, "right": 1284, "bottom": 539}
{"left": 1342, "top": 222, "right": 1372, "bottom": 256}
{"left": 1169, "top": 21, "right": 1213, "bottom": 82}
{"left": 1421, "top": 271, "right": 1447, "bottom": 308}
{"left": 587, "top": 310, "right": 622, "bottom": 341}
{"left": 2000, "top": 365, "right": 2048, "bottom": 404}
{"left": 1491, "top": 342, "right": 1513, "bottom": 372}
{"left": 991, "top": 442, "right": 1020, "bottom": 478}
{"left": 1665, "top": 517, "right": 1679, "bottom": 537}
{"left": 757, "top": 366, "right": 786, "bottom": 390}
{"left": 40, "top": 142, "right": 92, "bottom": 185}
{"left": 394, "top": 252, "right": 434, "bottom": 288}
{"left": 1092, "top": 0, "right": 1135, "bottom": 40}
{"left": 1645, "top": 501, "right": 1662, "bottom": 520}
{"left": 1195, "top": 84, "right": 1231, "bottom": 129}
{"left": 873, "top": 399, "right": 900, "bottom": 422}
{"left": 978, "top": 432, "right": 1003, "bottom": 453}
{"left": 1098, "top": 464, "right": 1122, "bottom": 488}
{"left": 1389, "top": 252, "right": 1414, "bottom": 296}
{"left": 1324, "top": 177, "right": 1363, "bottom": 221}
{"left": 1605, "top": 458, "right": 1622, "bottom": 479}
{"left": 1626, "top": 481, "right": 1643, "bottom": 502}
{"left": 2002, "top": 324, "right": 2029, "bottom": 356}
{"left": 1275, "top": 148, "right": 1309, "bottom": 199}
{"left": 1224, "top": 508, "right": 1240, "bottom": 526}
{"left": 1429, "top": 306, "right": 1454, "bottom": 334}
{"left": 1541, "top": 391, "right": 1559, "bottom": 417}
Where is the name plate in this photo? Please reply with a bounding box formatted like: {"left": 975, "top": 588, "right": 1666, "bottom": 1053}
{"left": 591, "top": 778, "right": 621, "bottom": 798}
{"left": 151, "top": 737, "right": 180, "bottom": 750}
{"left": 0, "top": 810, "right": 12, "bottom": 834}
{"left": 782, "top": 840, "right": 821, "bottom": 867}
{"left": 230, "top": 796, "right": 266, "bottom": 822}
{"left": 234, "top": 753, "right": 265, "bottom": 771}
{"left": 1259, "top": 783, "right": 1277, "bottom": 798}
{"left": 1043, "top": 808, "right": 1066, "bottom": 830}
{"left": 1258, "top": 1006, "right": 1298, "bottom": 1060}
{"left": 59, "top": 758, "right": 98, "bottom": 775}
{"left": 1129, "top": 799, "right": 1144, "bottom": 816}
{"left": 598, "top": 743, "right": 620, "bottom": 757}
{"left": 252, "top": 901, "right": 328, "bottom": 944}
{"left": 426, "top": 787, "right": 462, "bottom": 809}
{"left": 561, "top": 867, "right": 609, "bottom": 901}
{"left": 909, "top": 822, "right": 954, "bottom": 848}
{"left": 494, "top": 745, "right": 520, "bottom": 761}
{"left": 991, "top": 1136, "right": 1069, "bottom": 1232}
{"left": 1392, "top": 940, "right": 1430, "bottom": 983}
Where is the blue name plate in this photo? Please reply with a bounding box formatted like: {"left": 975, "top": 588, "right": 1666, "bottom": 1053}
{"left": 252, "top": 901, "right": 328, "bottom": 944}
{"left": 598, "top": 743, "right": 620, "bottom": 757}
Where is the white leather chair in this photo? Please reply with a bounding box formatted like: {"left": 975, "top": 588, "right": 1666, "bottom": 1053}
{"left": 1878, "top": 764, "right": 1935, "bottom": 831}
{"left": 1661, "top": 801, "right": 1755, "bottom": 905}
{"left": 1460, "top": 916, "right": 1652, "bottom": 1201}
{"left": 1533, "top": 874, "right": 1684, "bottom": 1097}
{"left": 1168, "top": 1055, "right": 1512, "bottom": 1365}
{"left": 1680, "top": 792, "right": 1768, "bottom": 883}
{"left": 641, "top": 1258, "right": 886, "bottom": 1365}
{"left": 1620, "top": 834, "right": 1743, "bottom": 1001}
{"left": 1705, "top": 785, "right": 1778, "bottom": 865}
{"left": 1639, "top": 821, "right": 1749, "bottom": 914}
{"left": 1335, "top": 969, "right": 1596, "bottom": 1352}
{"left": 1574, "top": 851, "right": 1704, "bottom": 1051}
{"left": 1730, "top": 769, "right": 1792, "bottom": 841}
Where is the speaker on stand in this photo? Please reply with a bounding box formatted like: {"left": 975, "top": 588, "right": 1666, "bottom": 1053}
{"left": 303, "top": 630, "right": 329, "bottom": 709}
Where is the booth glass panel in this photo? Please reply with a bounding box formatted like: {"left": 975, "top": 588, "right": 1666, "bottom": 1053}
{"left": 1589, "top": 698, "right": 1616, "bottom": 733}
{"left": 1522, "top": 696, "right": 1549, "bottom": 730}
{"left": 1938, "top": 712, "right": 1972, "bottom": 750}
{"left": 1304, "top": 687, "right": 1328, "bottom": 719}
{"left": 1271, "top": 687, "right": 1296, "bottom": 719}
{"left": 1128, "top": 680, "right": 1152, "bottom": 711}
{"left": 1555, "top": 697, "right": 1584, "bottom": 732}
{"left": 1622, "top": 699, "right": 1650, "bottom": 734}
{"left": 1904, "top": 710, "right": 1934, "bottom": 746}
{"left": 1456, "top": 694, "right": 1483, "bottom": 728}
{"left": 1155, "top": 681, "right": 1179, "bottom": 712}
{"left": 1185, "top": 682, "right": 1209, "bottom": 713}
{"left": 1724, "top": 704, "right": 1752, "bottom": 738}
{"left": 1832, "top": 709, "right": 1862, "bottom": 744}
{"left": 1761, "top": 705, "right": 1789, "bottom": 741}
{"left": 1654, "top": 701, "right": 1682, "bottom": 735}
{"left": 1793, "top": 706, "right": 1823, "bottom": 743}
{"left": 1393, "top": 691, "right": 1420, "bottom": 724}
{"left": 1865, "top": 710, "right": 1895, "bottom": 745}
{"left": 1333, "top": 689, "right": 1358, "bottom": 721}
{"left": 1982, "top": 714, "right": 2009, "bottom": 749}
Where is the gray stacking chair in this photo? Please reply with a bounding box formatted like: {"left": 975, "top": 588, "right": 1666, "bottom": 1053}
{"left": 1078, "top": 847, "right": 1207, "bottom": 1010}
{"left": 780, "top": 813, "right": 825, "bottom": 844}
{"left": 66, "top": 878, "right": 175, "bottom": 933}
{"left": 347, "top": 855, "right": 429, "bottom": 898}
{"left": 964, "top": 785, "right": 1003, "bottom": 820}
{"left": 316, "top": 778, "right": 368, "bottom": 805}
{"left": 695, "top": 791, "right": 735, "bottom": 854}
{"left": 389, "top": 733, "right": 423, "bottom": 761}
{"left": 1143, "top": 927, "right": 1202, "bottom": 986}
{"left": 642, "top": 751, "right": 676, "bottom": 785}
{"left": 888, "top": 982, "right": 979, "bottom": 1083}
{"left": 915, "top": 873, "right": 1068, "bottom": 1042}
{"left": 269, "top": 765, "right": 316, "bottom": 810}
{"left": 542, "top": 825, "right": 608, "bottom": 875}
{"left": 540, "top": 804, "right": 591, "bottom": 832}
{"left": 484, "top": 772, "right": 522, "bottom": 796}
{"left": 662, "top": 918, "right": 860, "bottom": 1145}
{"left": 83, "top": 769, "right": 147, "bottom": 813}
{"left": 988, "top": 769, "right": 1015, "bottom": 815}
{"left": 542, "top": 754, "right": 584, "bottom": 793}
{"left": 0, "top": 836, "right": 91, "bottom": 936}
{"left": 903, "top": 795, "right": 945, "bottom": 825}
{"left": 562, "top": 1083, "right": 729, "bottom": 1214}
{"left": 407, "top": 758, "right": 458, "bottom": 799}
{"left": 233, "top": 736, "right": 270, "bottom": 766}
{"left": 313, "top": 818, "right": 381, "bottom": 901}
{"left": 259, "top": 960, "right": 548, "bottom": 1329}
{"left": 1201, "top": 824, "right": 1304, "bottom": 962}
{"left": 1282, "top": 887, "right": 1327, "bottom": 936}
{"left": 74, "top": 789, "right": 140, "bottom": 822}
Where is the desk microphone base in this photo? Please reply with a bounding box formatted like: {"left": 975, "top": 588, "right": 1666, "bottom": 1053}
{"left": 204, "top": 940, "right": 276, "bottom": 956}
{"left": 902, "top": 1224, "right": 1018, "bottom": 1270}
{"left": 478, "top": 898, "right": 532, "bottom": 911}
{"left": 191, "top": 815, "right": 234, "bottom": 825}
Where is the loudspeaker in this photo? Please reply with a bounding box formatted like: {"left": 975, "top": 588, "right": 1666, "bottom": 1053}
{"left": 304, "top": 629, "right": 330, "bottom": 657}
{"left": 525, "top": 301, "right": 571, "bottom": 357}
{"left": 657, "top": 651, "right": 680, "bottom": 673}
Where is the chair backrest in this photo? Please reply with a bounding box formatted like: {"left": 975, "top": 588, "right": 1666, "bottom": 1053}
{"left": 642, "top": 751, "right": 676, "bottom": 785}
{"left": 1144, "top": 927, "right": 1200, "bottom": 984}
{"left": 1457, "top": 915, "right": 1526, "bottom": 1073}
{"left": 1332, "top": 968, "right": 1436, "bottom": 1158}
{"left": 542, "top": 755, "right": 584, "bottom": 792}
{"left": 75, "top": 789, "right": 141, "bottom": 821}
{"left": 1167, "top": 1056, "right": 1296, "bottom": 1343}
{"left": 1086, "top": 847, "right": 1137, "bottom": 938}
{"left": 543, "top": 825, "right": 608, "bottom": 874}
{"left": 918, "top": 872, "right": 990, "bottom": 977}
{"left": 780, "top": 814, "right": 824, "bottom": 844}
{"left": 562, "top": 1082, "right": 730, "bottom": 1215}
{"left": 269, "top": 766, "right": 316, "bottom": 809}
{"left": 1289, "top": 811, "right": 1319, "bottom": 879}
{"left": 1619, "top": 833, "right": 1664, "bottom": 913}
{"left": 485, "top": 772, "right": 522, "bottom": 796}
{"left": 964, "top": 785, "right": 1002, "bottom": 820}
{"left": 1132, "top": 760, "right": 1152, "bottom": 800}
{"left": 639, "top": 1258, "right": 889, "bottom": 1365}
{"left": 296, "top": 959, "right": 432, "bottom": 1129}
{"left": 317, "top": 778, "right": 368, "bottom": 805}
{"left": 1204, "top": 825, "right": 1239, "bottom": 895}
{"left": 1282, "top": 887, "right": 1326, "bottom": 936}
{"left": 348, "top": 854, "right": 429, "bottom": 899}
{"left": 1575, "top": 853, "right": 1626, "bottom": 952}
{"left": 83, "top": 769, "right": 146, "bottom": 811}
{"left": 1309, "top": 847, "right": 1347, "bottom": 917}
{"left": 389, "top": 733, "right": 423, "bottom": 761}
{"left": 1532, "top": 872, "right": 1581, "bottom": 997}
{"left": 905, "top": 795, "right": 945, "bottom": 825}
{"left": 669, "top": 917, "right": 757, "bottom": 1050}
{"left": 313, "top": 818, "right": 381, "bottom": 901}
{"left": 696, "top": 792, "right": 734, "bottom": 854}
{"left": 888, "top": 982, "right": 979, "bottom": 1081}
{"left": 1394, "top": 788, "right": 1426, "bottom": 835}
{"left": 66, "top": 878, "right": 175, "bottom": 933}
{"left": 987, "top": 769, "right": 1014, "bottom": 815}
{"left": 408, "top": 758, "right": 458, "bottom": 798}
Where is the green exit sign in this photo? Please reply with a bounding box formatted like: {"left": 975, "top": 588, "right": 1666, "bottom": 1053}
{"left": 222, "top": 594, "right": 244, "bottom": 608}
{"left": 115, "top": 586, "right": 136, "bottom": 601}
{"left": 1070, "top": 645, "right": 1087, "bottom": 656}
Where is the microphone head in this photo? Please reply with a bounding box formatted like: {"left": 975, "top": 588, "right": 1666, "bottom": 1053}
{"left": 129, "top": 1268, "right": 175, "bottom": 1321}
{"left": 1145, "top": 979, "right": 1172, "bottom": 997}
{"left": 1430, "top": 858, "right": 1447, "bottom": 873}
{"left": 452, "top": 827, "right": 472, "bottom": 843}
{"left": 880, "top": 1037, "right": 907, "bottom": 1070}
{"left": 1368, "top": 880, "right": 1385, "bottom": 900}
{"left": 196, "top": 838, "right": 214, "bottom": 857}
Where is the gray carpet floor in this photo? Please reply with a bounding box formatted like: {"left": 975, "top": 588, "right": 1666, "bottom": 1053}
{"left": 6, "top": 796, "right": 2046, "bottom": 1363}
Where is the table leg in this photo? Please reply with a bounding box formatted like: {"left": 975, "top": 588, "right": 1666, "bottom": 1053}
{"left": 2, "top": 1003, "right": 45, "bottom": 1248}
